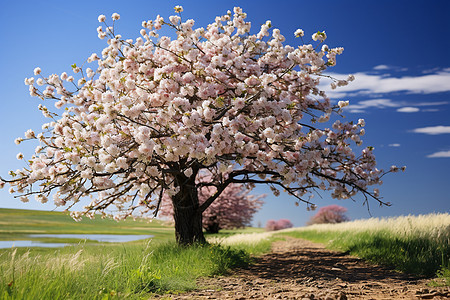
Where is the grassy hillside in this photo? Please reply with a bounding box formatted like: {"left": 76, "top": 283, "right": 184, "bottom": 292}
{"left": 0, "top": 208, "right": 174, "bottom": 242}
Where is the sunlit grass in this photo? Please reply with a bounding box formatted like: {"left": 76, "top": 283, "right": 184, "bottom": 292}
{"left": 207, "top": 232, "right": 275, "bottom": 255}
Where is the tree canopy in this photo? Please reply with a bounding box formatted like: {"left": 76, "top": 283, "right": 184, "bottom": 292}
{"left": 0, "top": 6, "right": 403, "bottom": 244}
{"left": 307, "top": 204, "right": 349, "bottom": 225}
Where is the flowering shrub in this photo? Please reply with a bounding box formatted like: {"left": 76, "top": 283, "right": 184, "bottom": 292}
{"left": 1, "top": 6, "right": 402, "bottom": 244}
{"left": 266, "top": 219, "right": 293, "bottom": 231}
{"left": 159, "top": 172, "right": 264, "bottom": 233}
{"left": 307, "top": 205, "right": 349, "bottom": 225}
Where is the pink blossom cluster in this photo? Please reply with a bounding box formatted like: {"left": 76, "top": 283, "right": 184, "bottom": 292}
{"left": 307, "top": 204, "right": 349, "bottom": 225}
{"left": 0, "top": 7, "right": 402, "bottom": 221}
{"left": 265, "top": 219, "right": 293, "bottom": 231}
{"left": 159, "top": 172, "right": 264, "bottom": 232}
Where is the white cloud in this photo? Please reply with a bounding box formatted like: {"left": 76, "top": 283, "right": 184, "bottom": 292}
{"left": 388, "top": 143, "right": 401, "bottom": 147}
{"left": 373, "top": 65, "right": 390, "bottom": 70}
{"left": 321, "top": 68, "right": 450, "bottom": 113}
{"left": 415, "top": 101, "right": 449, "bottom": 107}
{"left": 345, "top": 99, "right": 447, "bottom": 113}
{"left": 412, "top": 126, "right": 450, "bottom": 135}
{"left": 397, "top": 107, "right": 420, "bottom": 113}
{"left": 427, "top": 151, "right": 450, "bottom": 158}
{"left": 323, "top": 69, "right": 450, "bottom": 98}
{"left": 347, "top": 98, "right": 398, "bottom": 112}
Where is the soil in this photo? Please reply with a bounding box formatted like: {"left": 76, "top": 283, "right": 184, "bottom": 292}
{"left": 158, "top": 238, "right": 450, "bottom": 299}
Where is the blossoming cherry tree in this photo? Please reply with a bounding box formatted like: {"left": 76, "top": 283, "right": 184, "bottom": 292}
{"left": 307, "top": 204, "right": 350, "bottom": 225}
{"left": 1, "top": 6, "right": 403, "bottom": 244}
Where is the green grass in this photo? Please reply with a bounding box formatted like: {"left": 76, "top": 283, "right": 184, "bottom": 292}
{"left": 429, "top": 267, "right": 450, "bottom": 287}
{"left": 4, "top": 208, "right": 448, "bottom": 297}
{"left": 0, "top": 208, "right": 272, "bottom": 299}
{"left": 204, "top": 227, "right": 269, "bottom": 255}
{"left": 280, "top": 227, "right": 449, "bottom": 278}
{"left": 229, "top": 237, "right": 274, "bottom": 256}
{"left": 0, "top": 238, "right": 256, "bottom": 299}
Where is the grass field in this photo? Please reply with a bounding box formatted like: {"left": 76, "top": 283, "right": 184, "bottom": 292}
{"left": 0, "top": 209, "right": 448, "bottom": 298}
{"left": 0, "top": 240, "right": 263, "bottom": 299}
{"left": 0, "top": 208, "right": 271, "bottom": 299}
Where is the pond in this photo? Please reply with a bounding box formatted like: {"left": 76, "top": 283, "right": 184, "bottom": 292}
{"left": 0, "top": 234, "right": 153, "bottom": 249}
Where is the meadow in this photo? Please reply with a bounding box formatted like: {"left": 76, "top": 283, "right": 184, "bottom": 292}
{"left": 0, "top": 209, "right": 449, "bottom": 299}
{"left": 0, "top": 208, "right": 272, "bottom": 299}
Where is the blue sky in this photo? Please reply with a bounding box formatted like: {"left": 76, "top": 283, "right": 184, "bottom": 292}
{"left": 0, "top": 0, "right": 448, "bottom": 226}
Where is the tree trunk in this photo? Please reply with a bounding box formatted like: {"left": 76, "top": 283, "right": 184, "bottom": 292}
{"left": 172, "top": 175, "right": 206, "bottom": 245}
{"left": 204, "top": 222, "right": 220, "bottom": 234}
{"left": 204, "top": 216, "right": 220, "bottom": 234}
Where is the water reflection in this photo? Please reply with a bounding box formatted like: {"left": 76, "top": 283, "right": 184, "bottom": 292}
{"left": 30, "top": 234, "right": 153, "bottom": 243}
{"left": 0, "top": 234, "right": 153, "bottom": 249}
{"left": 0, "top": 240, "right": 68, "bottom": 248}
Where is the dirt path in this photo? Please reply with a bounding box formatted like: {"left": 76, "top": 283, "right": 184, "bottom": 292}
{"left": 163, "top": 238, "right": 449, "bottom": 299}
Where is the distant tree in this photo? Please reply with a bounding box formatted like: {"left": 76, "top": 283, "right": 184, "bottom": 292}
{"left": 307, "top": 205, "right": 349, "bottom": 225}
{"left": 266, "top": 219, "right": 293, "bottom": 231}
{"left": 265, "top": 220, "right": 277, "bottom": 231}
{"left": 159, "top": 172, "right": 264, "bottom": 233}
{"left": 0, "top": 6, "right": 402, "bottom": 245}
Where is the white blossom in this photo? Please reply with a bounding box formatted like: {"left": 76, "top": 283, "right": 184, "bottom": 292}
{"left": 338, "top": 100, "right": 349, "bottom": 108}
{"left": 24, "top": 129, "right": 35, "bottom": 139}
{"left": 294, "top": 29, "right": 304, "bottom": 37}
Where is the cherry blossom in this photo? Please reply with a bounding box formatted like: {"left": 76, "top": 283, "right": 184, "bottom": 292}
{"left": 294, "top": 29, "right": 304, "bottom": 38}
{"left": 1, "top": 6, "right": 403, "bottom": 244}
{"left": 266, "top": 219, "right": 293, "bottom": 231}
{"left": 307, "top": 204, "right": 349, "bottom": 225}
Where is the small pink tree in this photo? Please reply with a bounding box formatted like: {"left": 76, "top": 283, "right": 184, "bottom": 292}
{"left": 307, "top": 205, "right": 349, "bottom": 225}
{"left": 159, "top": 172, "right": 264, "bottom": 233}
{"left": 266, "top": 219, "right": 293, "bottom": 231}
{"left": 265, "top": 220, "right": 277, "bottom": 231}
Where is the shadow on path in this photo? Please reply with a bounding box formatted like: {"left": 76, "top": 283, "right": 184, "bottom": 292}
{"left": 240, "top": 240, "right": 421, "bottom": 284}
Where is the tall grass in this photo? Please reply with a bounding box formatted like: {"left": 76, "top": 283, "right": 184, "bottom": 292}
{"left": 280, "top": 213, "right": 450, "bottom": 277}
{"left": 0, "top": 240, "right": 252, "bottom": 299}
{"left": 207, "top": 232, "right": 275, "bottom": 255}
